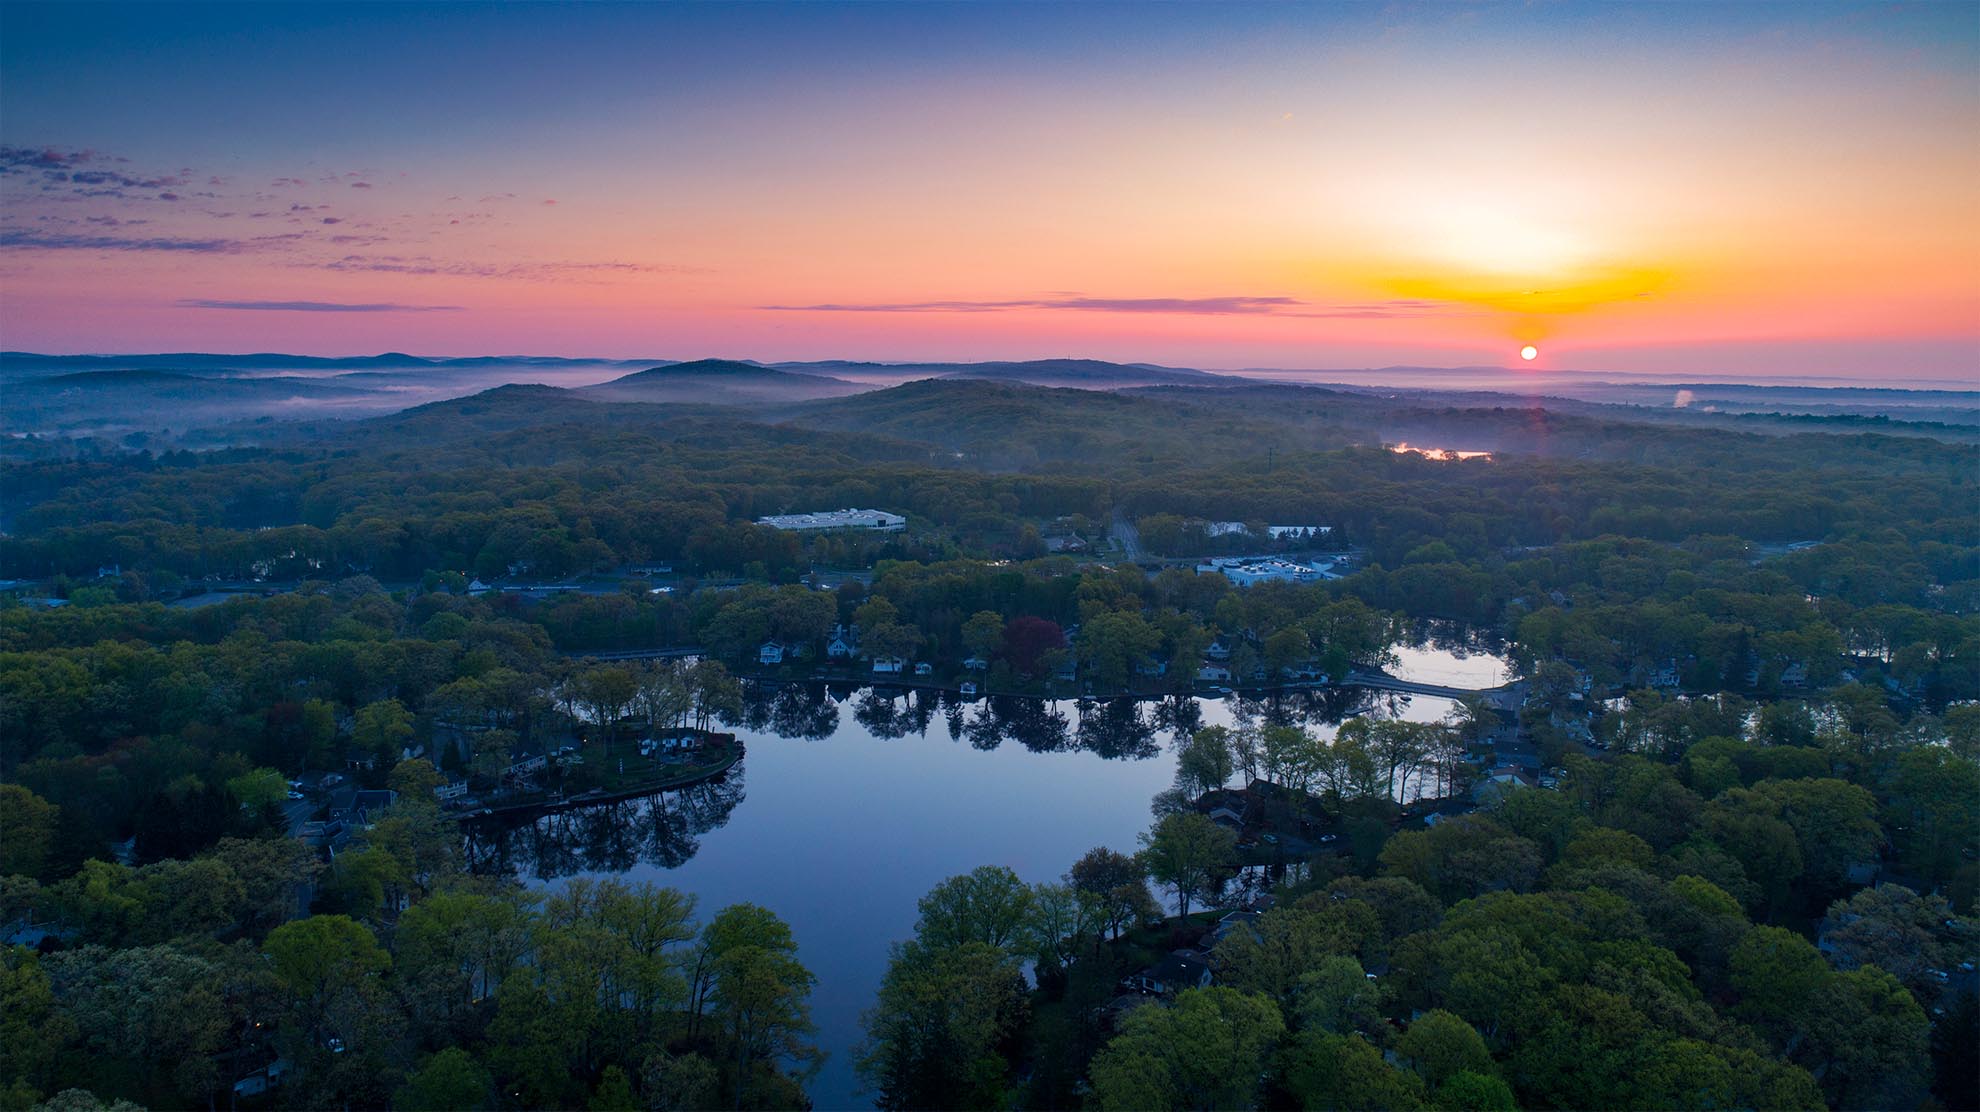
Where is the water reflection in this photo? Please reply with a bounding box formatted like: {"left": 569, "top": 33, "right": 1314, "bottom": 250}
{"left": 465, "top": 768, "right": 746, "bottom": 881}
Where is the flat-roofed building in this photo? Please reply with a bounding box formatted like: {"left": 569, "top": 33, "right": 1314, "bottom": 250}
{"left": 756, "top": 508, "right": 906, "bottom": 532}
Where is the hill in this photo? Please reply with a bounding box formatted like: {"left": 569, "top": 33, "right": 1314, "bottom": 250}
{"left": 587, "top": 359, "right": 869, "bottom": 404}
{"left": 769, "top": 358, "right": 1223, "bottom": 388}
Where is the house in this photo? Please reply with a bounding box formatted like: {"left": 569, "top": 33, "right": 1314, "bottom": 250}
{"left": 1205, "top": 637, "right": 1233, "bottom": 662}
{"left": 963, "top": 655, "right": 990, "bottom": 671}
{"left": 1128, "top": 954, "right": 1213, "bottom": 996}
{"left": 1197, "top": 663, "right": 1233, "bottom": 683}
{"left": 1471, "top": 766, "right": 1537, "bottom": 805}
{"left": 297, "top": 820, "right": 352, "bottom": 856}
{"left": 959, "top": 681, "right": 980, "bottom": 697}
{"left": 1212, "top": 910, "right": 1261, "bottom": 945}
{"left": 1651, "top": 659, "right": 1680, "bottom": 690}
{"left": 326, "top": 788, "right": 399, "bottom": 826}
{"left": 1780, "top": 661, "right": 1809, "bottom": 688}
{"left": 914, "top": 661, "right": 934, "bottom": 677}
{"left": 435, "top": 777, "right": 470, "bottom": 802}
{"left": 1208, "top": 805, "right": 1247, "bottom": 831}
{"left": 758, "top": 641, "right": 785, "bottom": 666}
{"left": 826, "top": 625, "right": 858, "bottom": 660}
{"left": 1134, "top": 656, "right": 1169, "bottom": 678}
{"left": 466, "top": 578, "right": 492, "bottom": 595}
{"left": 871, "top": 656, "right": 906, "bottom": 676}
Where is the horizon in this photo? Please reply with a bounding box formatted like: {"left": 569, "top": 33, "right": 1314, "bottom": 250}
{"left": 3, "top": 1, "right": 1976, "bottom": 378}
{"left": 6, "top": 347, "right": 1976, "bottom": 393}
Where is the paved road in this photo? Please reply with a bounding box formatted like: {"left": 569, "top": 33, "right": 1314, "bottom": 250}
{"left": 1111, "top": 508, "right": 1145, "bottom": 561}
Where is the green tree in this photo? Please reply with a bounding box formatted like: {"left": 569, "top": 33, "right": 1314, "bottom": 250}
{"left": 396, "top": 1048, "right": 492, "bottom": 1111}
{"left": 0, "top": 785, "right": 58, "bottom": 880}
{"left": 1395, "top": 1009, "right": 1494, "bottom": 1090}
{"left": 1089, "top": 987, "right": 1284, "bottom": 1111}
{"left": 1139, "top": 812, "right": 1238, "bottom": 919}
{"left": 858, "top": 940, "right": 1029, "bottom": 1111}
{"left": 913, "top": 866, "right": 1037, "bottom": 954}
{"left": 1068, "top": 846, "right": 1156, "bottom": 942}
{"left": 352, "top": 698, "right": 415, "bottom": 767}
{"left": 1279, "top": 1031, "right": 1427, "bottom": 1111}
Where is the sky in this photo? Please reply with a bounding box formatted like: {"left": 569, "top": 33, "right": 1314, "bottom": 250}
{"left": 1, "top": 1, "right": 1976, "bottom": 380}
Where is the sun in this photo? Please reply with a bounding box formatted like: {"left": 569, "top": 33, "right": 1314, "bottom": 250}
{"left": 1519, "top": 345, "right": 1539, "bottom": 361}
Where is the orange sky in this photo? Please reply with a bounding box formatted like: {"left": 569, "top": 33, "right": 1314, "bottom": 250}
{"left": 2, "top": 3, "right": 1975, "bottom": 379}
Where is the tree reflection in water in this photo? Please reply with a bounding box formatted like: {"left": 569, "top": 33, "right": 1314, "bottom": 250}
{"left": 465, "top": 766, "right": 747, "bottom": 881}
{"left": 467, "top": 682, "right": 1415, "bottom": 881}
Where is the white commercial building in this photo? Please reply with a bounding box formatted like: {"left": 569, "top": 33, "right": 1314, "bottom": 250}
{"left": 756, "top": 508, "right": 907, "bottom": 532}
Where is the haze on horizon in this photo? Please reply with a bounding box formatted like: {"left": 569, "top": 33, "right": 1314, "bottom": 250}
{"left": 2, "top": 1, "right": 1975, "bottom": 382}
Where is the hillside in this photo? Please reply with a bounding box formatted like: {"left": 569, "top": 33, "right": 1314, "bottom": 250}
{"left": 587, "top": 358, "right": 869, "bottom": 404}
{"left": 770, "top": 357, "right": 1223, "bottom": 388}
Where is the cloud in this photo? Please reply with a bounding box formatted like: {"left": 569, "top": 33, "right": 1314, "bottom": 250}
{"left": 177, "top": 298, "right": 465, "bottom": 312}
{"left": 761, "top": 295, "right": 1463, "bottom": 318}
{"left": 351, "top": 181, "right": 373, "bottom": 189}
{"left": 0, "top": 229, "right": 240, "bottom": 253}
{"left": 315, "top": 253, "right": 685, "bottom": 280}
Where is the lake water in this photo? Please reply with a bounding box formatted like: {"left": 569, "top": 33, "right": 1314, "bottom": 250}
{"left": 469, "top": 641, "right": 1509, "bottom": 1110}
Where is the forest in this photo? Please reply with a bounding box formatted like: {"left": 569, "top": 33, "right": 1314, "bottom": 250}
{"left": 1, "top": 375, "right": 1975, "bottom": 1110}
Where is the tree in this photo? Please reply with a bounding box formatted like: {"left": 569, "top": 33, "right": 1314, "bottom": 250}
{"left": 914, "top": 866, "right": 1037, "bottom": 954}
{"left": 224, "top": 768, "right": 289, "bottom": 811}
{"left": 352, "top": 698, "right": 415, "bottom": 767}
{"left": 961, "top": 611, "right": 1005, "bottom": 661}
{"left": 1089, "top": 987, "right": 1284, "bottom": 1111}
{"left": 1728, "top": 926, "right": 1830, "bottom": 1047}
{"left": 1434, "top": 1071, "right": 1516, "bottom": 1111}
{"left": 1818, "top": 885, "right": 1960, "bottom": 1005}
{"left": 858, "top": 941, "right": 1030, "bottom": 1111}
{"left": 1139, "top": 812, "right": 1238, "bottom": 919}
{"left": 1213, "top": 904, "right": 1376, "bottom": 1008}
{"left": 387, "top": 757, "right": 446, "bottom": 800}
{"left": 1068, "top": 847, "right": 1155, "bottom": 942}
{"left": 1278, "top": 1030, "right": 1426, "bottom": 1111}
{"left": 1175, "top": 726, "right": 1235, "bottom": 798}
{"left": 1026, "top": 881, "right": 1102, "bottom": 968}
{"left": 708, "top": 933, "right": 819, "bottom": 1108}
{"left": 1077, "top": 611, "right": 1162, "bottom": 689}
{"left": 1293, "top": 954, "right": 1388, "bottom": 1035}
{"left": 1394, "top": 1009, "right": 1494, "bottom": 1089}
{"left": 1001, "top": 617, "right": 1065, "bottom": 678}
{"left": 1804, "top": 966, "right": 1931, "bottom": 1110}
{"left": 0, "top": 785, "right": 58, "bottom": 880}
{"left": 396, "top": 1048, "right": 492, "bottom": 1111}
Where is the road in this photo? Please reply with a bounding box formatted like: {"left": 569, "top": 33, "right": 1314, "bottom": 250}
{"left": 1111, "top": 508, "right": 1145, "bottom": 561}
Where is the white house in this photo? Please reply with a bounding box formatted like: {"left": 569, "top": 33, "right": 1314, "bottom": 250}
{"left": 871, "top": 656, "right": 906, "bottom": 676}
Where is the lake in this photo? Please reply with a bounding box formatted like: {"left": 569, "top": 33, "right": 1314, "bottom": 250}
{"left": 469, "top": 641, "right": 1510, "bottom": 1110}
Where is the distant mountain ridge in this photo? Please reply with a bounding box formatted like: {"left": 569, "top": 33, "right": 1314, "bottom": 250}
{"left": 587, "top": 359, "right": 867, "bottom": 403}
{"left": 770, "top": 357, "right": 1221, "bottom": 388}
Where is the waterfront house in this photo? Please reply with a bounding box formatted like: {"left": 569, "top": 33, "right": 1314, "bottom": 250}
{"left": 1198, "top": 663, "right": 1232, "bottom": 683}
{"left": 826, "top": 625, "right": 858, "bottom": 659}
{"left": 1128, "top": 954, "right": 1213, "bottom": 996}
{"left": 758, "top": 641, "right": 785, "bottom": 666}
{"left": 914, "top": 661, "right": 934, "bottom": 676}
{"left": 1212, "top": 910, "right": 1261, "bottom": 945}
{"left": 872, "top": 656, "right": 906, "bottom": 676}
